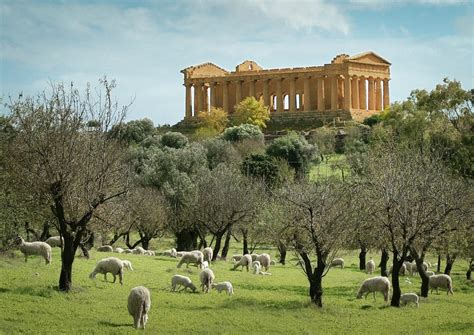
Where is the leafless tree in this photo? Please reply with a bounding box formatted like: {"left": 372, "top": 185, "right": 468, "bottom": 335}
{"left": 5, "top": 79, "right": 130, "bottom": 291}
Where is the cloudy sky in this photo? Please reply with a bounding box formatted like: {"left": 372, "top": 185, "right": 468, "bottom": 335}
{"left": 1, "top": 0, "right": 472, "bottom": 125}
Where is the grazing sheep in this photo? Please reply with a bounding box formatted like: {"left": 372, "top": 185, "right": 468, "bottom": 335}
{"left": 331, "top": 258, "right": 345, "bottom": 269}
{"left": 162, "top": 248, "right": 177, "bottom": 257}
{"left": 144, "top": 250, "right": 155, "bottom": 256}
{"left": 356, "top": 276, "right": 391, "bottom": 302}
{"left": 212, "top": 281, "right": 234, "bottom": 295}
{"left": 232, "top": 255, "right": 242, "bottom": 262}
{"left": 258, "top": 253, "right": 271, "bottom": 271}
{"left": 253, "top": 262, "right": 261, "bottom": 274}
{"left": 232, "top": 254, "right": 252, "bottom": 272}
{"left": 123, "top": 249, "right": 133, "bottom": 254}
{"left": 366, "top": 259, "right": 376, "bottom": 274}
{"left": 404, "top": 261, "right": 414, "bottom": 276}
{"left": 401, "top": 293, "right": 419, "bottom": 307}
{"left": 171, "top": 274, "right": 197, "bottom": 292}
{"left": 97, "top": 245, "right": 113, "bottom": 252}
{"left": 411, "top": 262, "right": 429, "bottom": 276}
{"left": 114, "top": 247, "right": 124, "bottom": 254}
{"left": 203, "top": 247, "right": 213, "bottom": 264}
{"left": 429, "top": 274, "right": 453, "bottom": 295}
{"left": 388, "top": 263, "right": 407, "bottom": 276}
{"left": 132, "top": 247, "right": 146, "bottom": 255}
{"left": 177, "top": 250, "right": 204, "bottom": 268}
{"left": 16, "top": 236, "right": 52, "bottom": 264}
{"left": 122, "top": 260, "right": 134, "bottom": 271}
{"left": 250, "top": 254, "right": 260, "bottom": 262}
{"left": 425, "top": 271, "right": 435, "bottom": 277}
{"left": 128, "top": 286, "right": 151, "bottom": 329}
{"left": 45, "top": 236, "right": 63, "bottom": 248}
{"left": 202, "top": 261, "right": 209, "bottom": 269}
{"left": 89, "top": 257, "right": 124, "bottom": 285}
{"left": 200, "top": 268, "right": 215, "bottom": 293}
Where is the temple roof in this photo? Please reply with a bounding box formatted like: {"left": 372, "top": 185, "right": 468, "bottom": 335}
{"left": 181, "top": 62, "right": 229, "bottom": 79}
{"left": 347, "top": 51, "right": 391, "bottom": 65}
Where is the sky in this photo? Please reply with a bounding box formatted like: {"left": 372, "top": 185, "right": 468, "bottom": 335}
{"left": 0, "top": 0, "right": 472, "bottom": 125}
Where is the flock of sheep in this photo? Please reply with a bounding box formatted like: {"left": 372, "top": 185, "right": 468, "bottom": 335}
{"left": 14, "top": 235, "right": 456, "bottom": 329}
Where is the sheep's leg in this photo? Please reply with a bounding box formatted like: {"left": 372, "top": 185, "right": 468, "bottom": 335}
{"left": 112, "top": 274, "right": 116, "bottom": 283}
{"left": 119, "top": 270, "right": 123, "bottom": 285}
{"left": 373, "top": 292, "right": 376, "bottom": 301}
{"left": 24, "top": 254, "right": 28, "bottom": 263}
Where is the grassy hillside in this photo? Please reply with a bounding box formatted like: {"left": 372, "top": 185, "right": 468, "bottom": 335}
{"left": 0, "top": 247, "right": 473, "bottom": 334}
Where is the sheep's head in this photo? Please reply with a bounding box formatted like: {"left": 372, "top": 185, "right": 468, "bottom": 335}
{"left": 356, "top": 288, "right": 364, "bottom": 299}
{"left": 189, "top": 283, "right": 197, "bottom": 292}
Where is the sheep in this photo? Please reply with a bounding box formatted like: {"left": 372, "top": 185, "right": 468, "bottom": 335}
{"left": 202, "top": 261, "right": 209, "bottom": 269}
{"left": 232, "top": 254, "right": 252, "bottom": 272}
{"left": 404, "top": 261, "right": 414, "bottom": 275}
{"left": 162, "top": 248, "right": 177, "bottom": 257}
{"left": 122, "top": 260, "right": 134, "bottom": 271}
{"left": 89, "top": 257, "right": 124, "bottom": 285}
{"left": 425, "top": 271, "right": 435, "bottom": 277}
{"left": 128, "top": 286, "right": 151, "bottom": 329}
{"left": 257, "top": 253, "right": 271, "bottom": 271}
{"left": 212, "top": 281, "right": 234, "bottom": 295}
{"left": 366, "top": 259, "right": 376, "bottom": 274}
{"left": 388, "top": 263, "right": 407, "bottom": 276}
{"left": 123, "top": 249, "right": 133, "bottom": 254}
{"left": 400, "top": 293, "right": 419, "bottom": 307}
{"left": 144, "top": 250, "right": 155, "bottom": 256}
{"left": 200, "top": 268, "right": 215, "bottom": 293}
{"left": 176, "top": 251, "right": 185, "bottom": 257}
{"left": 253, "top": 262, "right": 261, "bottom": 274}
{"left": 171, "top": 274, "right": 197, "bottom": 292}
{"left": 15, "top": 236, "right": 52, "bottom": 264}
{"left": 45, "top": 236, "right": 63, "bottom": 248}
{"left": 132, "top": 246, "right": 146, "bottom": 255}
{"left": 97, "top": 245, "right": 113, "bottom": 252}
{"left": 429, "top": 274, "right": 453, "bottom": 295}
{"left": 250, "top": 253, "right": 260, "bottom": 262}
{"left": 232, "top": 255, "right": 242, "bottom": 262}
{"left": 331, "top": 258, "right": 345, "bottom": 269}
{"left": 114, "top": 247, "right": 124, "bottom": 254}
{"left": 411, "top": 262, "right": 429, "bottom": 276}
{"left": 177, "top": 250, "right": 204, "bottom": 268}
{"left": 258, "top": 271, "right": 272, "bottom": 276}
{"left": 356, "top": 276, "right": 391, "bottom": 302}
{"left": 203, "top": 247, "right": 213, "bottom": 264}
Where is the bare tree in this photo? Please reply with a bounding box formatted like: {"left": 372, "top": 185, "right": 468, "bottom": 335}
{"left": 5, "top": 79, "right": 129, "bottom": 291}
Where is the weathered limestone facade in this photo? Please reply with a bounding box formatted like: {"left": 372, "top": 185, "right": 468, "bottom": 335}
{"left": 181, "top": 51, "right": 390, "bottom": 123}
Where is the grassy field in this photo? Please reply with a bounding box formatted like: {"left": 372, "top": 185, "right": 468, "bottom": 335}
{"left": 0, "top": 246, "right": 473, "bottom": 334}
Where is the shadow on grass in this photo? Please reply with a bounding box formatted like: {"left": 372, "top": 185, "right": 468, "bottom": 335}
{"left": 218, "top": 296, "right": 306, "bottom": 310}
{"left": 0, "top": 287, "right": 11, "bottom": 293}
{"left": 98, "top": 320, "right": 130, "bottom": 328}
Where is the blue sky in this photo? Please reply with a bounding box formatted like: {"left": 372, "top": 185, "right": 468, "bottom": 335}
{"left": 1, "top": 0, "right": 472, "bottom": 125}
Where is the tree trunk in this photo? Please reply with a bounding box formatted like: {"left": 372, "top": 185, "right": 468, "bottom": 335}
{"left": 278, "top": 242, "right": 287, "bottom": 265}
{"left": 379, "top": 249, "right": 389, "bottom": 277}
{"left": 108, "top": 232, "right": 127, "bottom": 246}
{"left": 59, "top": 234, "right": 76, "bottom": 292}
{"left": 359, "top": 246, "right": 367, "bottom": 271}
{"left": 467, "top": 259, "right": 472, "bottom": 280}
{"left": 212, "top": 233, "right": 224, "bottom": 261}
{"left": 444, "top": 253, "right": 456, "bottom": 275}
{"left": 242, "top": 229, "right": 249, "bottom": 255}
{"left": 221, "top": 230, "right": 232, "bottom": 260}
{"left": 176, "top": 229, "right": 198, "bottom": 251}
{"left": 437, "top": 254, "right": 441, "bottom": 273}
{"left": 309, "top": 275, "right": 323, "bottom": 307}
{"left": 411, "top": 249, "right": 429, "bottom": 297}
{"left": 40, "top": 222, "right": 51, "bottom": 241}
{"left": 141, "top": 237, "right": 150, "bottom": 250}
{"left": 390, "top": 256, "right": 404, "bottom": 307}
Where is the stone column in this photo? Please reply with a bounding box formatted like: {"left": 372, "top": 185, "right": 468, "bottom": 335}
{"left": 317, "top": 77, "right": 325, "bottom": 111}
{"left": 249, "top": 80, "right": 255, "bottom": 98}
{"left": 330, "top": 76, "right": 338, "bottom": 110}
{"left": 298, "top": 93, "right": 304, "bottom": 111}
{"left": 263, "top": 79, "right": 270, "bottom": 107}
{"left": 198, "top": 83, "right": 205, "bottom": 113}
{"left": 235, "top": 80, "right": 242, "bottom": 106}
{"left": 304, "top": 77, "right": 311, "bottom": 112}
{"left": 210, "top": 82, "right": 216, "bottom": 109}
{"left": 375, "top": 78, "right": 382, "bottom": 111}
{"left": 194, "top": 83, "right": 200, "bottom": 115}
{"left": 203, "top": 85, "right": 209, "bottom": 112}
{"left": 185, "top": 84, "right": 192, "bottom": 118}
{"left": 344, "top": 75, "right": 351, "bottom": 110}
{"left": 223, "top": 81, "right": 229, "bottom": 114}
{"left": 359, "top": 77, "right": 367, "bottom": 110}
{"left": 368, "top": 77, "right": 375, "bottom": 110}
{"left": 289, "top": 77, "right": 296, "bottom": 113}
{"left": 276, "top": 78, "right": 283, "bottom": 113}
{"left": 383, "top": 79, "right": 390, "bottom": 109}
{"left": 351, "top": 76, "right": 359, "bottom": 109}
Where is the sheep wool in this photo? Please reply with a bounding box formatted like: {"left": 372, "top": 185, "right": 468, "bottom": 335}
{"left": 257, "top": 254, "right": 271, "bottom": 271}
{"left": 233, "top": 254, "right": 252, "bottom": 272}
{"left": 212, "top": 281, "right": 234, "bottom": 295}
{"left": 400, "top": 293, "right": 419, "bottom": 307}
{"left": 97, "top": 245, "right": 113, "bottom": 252}
{"left": 356, "top": 276, "right": 391, "bottom": 302}
{"left": 177, "top": 250, "right": 204, "bottom": 268}
{"left": 128, "top": 286, "right": 151, "bottom": 329}
{"left": 44, "top": 236, "right": 63, "bottom": 248}
{"left": 200, "top": 268, "right": 215, "bottom": 293}
{"left": 16, "top": 236, "right": 52, "bottom": 264}
{"left": 203, "top": 247, "right": 213, "bottom": 264}
{"left": 171, "top": 274, "right": 197, "bottom": 292}
{"left": 89, "top": 257, "right": 124, "bottom": 285}
{"left": 429, "top": 274, "right": 453, "bottom": 295}
{"left": 331, "top": 258, "right": 345, "bottom": 269}
{"left": 122, "top": 260, "right": 134, "bottom": 271}
{"left": 366, "top": 260, "right": 375, "bottom": 274}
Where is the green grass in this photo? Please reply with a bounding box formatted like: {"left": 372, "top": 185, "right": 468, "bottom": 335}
{"left": 309, "top": 154, "right": 349, "bottom": 181}
{"left": 0, "top": 247, "right": 473, "bottom": 334}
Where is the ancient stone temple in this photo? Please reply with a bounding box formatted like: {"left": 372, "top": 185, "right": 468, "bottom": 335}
{"left": 181, "top": 51, "right": 390, "bottom": 124}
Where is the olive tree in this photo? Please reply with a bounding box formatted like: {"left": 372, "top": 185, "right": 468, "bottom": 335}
{"left": 5, "top": 79, "right": 129, "bottom": 291}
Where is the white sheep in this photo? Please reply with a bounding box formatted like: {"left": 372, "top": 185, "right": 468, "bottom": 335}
{"left": 89, "top": 257, "right": 124, "bottom": 285}
{"left": 16, "top": 236, "right": 52, "bottom": 264}
{"left": 404, "top": 261, "right": 414, "bottom": 276}
{"left": 132, "top": 246, "right": 146, "bottom": 255}
{"left": 171, "top": 274, "right": 197, "bottom": 292}
{"left": 429, "top": 274, "right": 453, "bottom": 295}
{"left": 257, "top": 253, "right": 271, "bottom": 271}
{"left": 232, "top": 254, "right": 252, "bottom": 272}
{"left": 202, "top": 261, "right": 209, "bottom": 269}
{"left": 203, "top": 247, "right": 213, "bottom": 264}
{"left": 212, "top": 281, "right": 234, "bottom": 295}
{"left": 162, "top": 248, "right": 177, "bottom": 257}
{"left": 114, "top": 247, "right": 124, "bottom": 254}
{"left": 232, "top": 255, "right": 242, "bottom": 262}
{"left": 176, "top": 251, "right": 184, "bottom": 257}
{"left": 388, "top": 263, "right": 407, "bottom": 276}
{"left": 366, "top": 259, "right": 375, "bottom": 274}
{"left": 400, "top": 293, "right": 419, "bottom": 307}
{"left": 253, "top": 262, "right": 261, "bottom": 274}
{"left": 128, "top": 286, "right": 151, "bottom": 329}
{"left": 123, "top": 249, "right": 133, "bottom": 254}
{"left": 425, "top": 271, "right": 435, "bottom": 277}
{"left": 331, "top": 258, "right": 345, "bottom": 269}
{"left": 250, "top": 253, "right": 260, "bottom": 262}
{"left": 356, "top": 276, "right": 391, "bottom": 302}
{"left": 97, "top": 245, "right": 113, "bottom": 252}
{"left": 45, "top": 236, "right": 63, "bottom": 248}
{"left": 177, "top": 250, "right": 204, "bottom": 268}
{"left": 122, "top": 260, "right": 134, "bottom": 271}
{"left": 144, "top": 250, "right": 155, "bottom": 256}
{"left": 258, "top": 271, "right": 272, "bottom": 276}
{"left": 411, "top": 262, "right": 429, "bottom": 276}
{"left": 200, "top": 268, "right": 215, "bottom": 293}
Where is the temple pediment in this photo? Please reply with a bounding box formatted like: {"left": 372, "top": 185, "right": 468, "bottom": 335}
{"left": 181, "top": 63, "right": 229, "bottom": 79}
{"left": 347, "top": 52, "right": 391, "bottom": 65}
